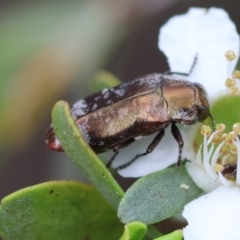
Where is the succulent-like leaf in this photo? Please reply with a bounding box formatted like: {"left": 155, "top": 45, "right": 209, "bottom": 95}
{"left": 0, "top": 181, "right": 123, "bottom": 240}
{"left": 52, "top": 101, "right": 124, "bottom": 209}
{"left": 120, "top": 221, "right": 147, "bottom": 240}
{"left": 118, "top": 166, "right": 202, "bottom": 224}
{"left": 153, "top": 230, "right": 183, "bottom": 240}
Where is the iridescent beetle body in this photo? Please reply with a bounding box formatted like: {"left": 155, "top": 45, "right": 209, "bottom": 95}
{"left": 46, "top": 73, "right": 213, "bottom": 168}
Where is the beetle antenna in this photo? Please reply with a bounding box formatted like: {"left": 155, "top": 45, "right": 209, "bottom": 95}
{"left": 209, "top": 113, "right": 215, "bottom": 131}
{"left": 164, "top": 54, "right": 198, "bottom": 76}
{"left": 187, "top": 53, "right": 198, "bottom": 76}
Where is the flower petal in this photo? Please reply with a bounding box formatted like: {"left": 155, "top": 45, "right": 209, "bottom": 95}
{"left": 113, "top": 125, "right": 196, "bottom": 177}
{"left": 159, "top": 7, "right": 239, "bottom": 99}
{"left": 185, "top": 161, "right": 220, "bottom": 192}
{"left": 183, "top": 186, "right": 240, "bottom": 240}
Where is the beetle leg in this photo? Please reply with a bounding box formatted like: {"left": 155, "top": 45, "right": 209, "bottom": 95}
{"left": 106, "top": 152, "right": 119, "bottom": 168}
{"left": 171, "top": 123, "right": 184, "bottom": 166}
{"left": 106, "top": 138, "right": 135, "bottom": 168}
{"left": 116, "top": 129, "right": 165, "bottom": 170}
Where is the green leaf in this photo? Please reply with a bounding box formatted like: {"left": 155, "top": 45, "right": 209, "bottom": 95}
{"left": 52, "top": 101, "right": 124, "bottom": 209}
{"left": 145, "top": 225, "right": 163, "bottom": 239}
{"left": 90, "top": 70, "right": 121, "bottom": 92}
{"left": 118, "top": 165, "right": 202, "bottom": 224}
{"left": 153, "top": 230, "right": 183, "bottom": 240}
{"left": 120, "top": 222, "right": 147, "bottom": 240}
{"left": 0, "top": 181, "right": 123, "bottom": 240}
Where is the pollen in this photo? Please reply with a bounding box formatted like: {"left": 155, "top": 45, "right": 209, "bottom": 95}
{"left": 221, "top": 133, "right": 227, "bottom": 141}
{"left": 212, "top": 133, "right": 222, "bottom": 144}
{"left": 225, "top": 50, "right": 236, "bottom": 61}
{"left": 180, "top": 184, "right": 189, "bottom": 190}
{"left": 198, "top": 122, "right": 240, "bottom": 183}
{"left": 229, "top": 143, "right": 238, "bottom": 154}
{"left": 214, "top": 163, "right": 224, "bottom": 172}
{"left": 224, "top": 50, "right": 240, "bottom": 96}
{"left": 224, "top": 131, "right": 237, "bottom": 145}
{"left": 232, "top": 70, "right": 240, "bottom": 79}
{"left": 201, "top": 125, "right": 212, "bottom": 136}
{"left": 220, "top": 144, "right": 229, "bottom": 156}
{"left": 233, "top": 122, "right": 240, "bottom": 134}
{"left": 230, "top": 86, "right": 239, "bottom": 96}
{"left": 216, "top": 123, "right": 226, "bottom": 133}
{"left": 225, "top": 78, "right": 236, "bottom": 88}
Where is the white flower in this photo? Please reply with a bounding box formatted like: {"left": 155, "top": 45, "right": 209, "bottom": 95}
{"left": 159, "top": 7, "right": 239, "bottom": 100}
{"left": 158, "top": 7, "right": 240, "bottom": 240}
{"left": 186, "top": 124, "right": 240, "bottom": 191}
{"left": 111, "top": 7, "right": 239, "bottom": 178}
{"left": 112, "top": 126, "right": 196, "bottom": 177}
{"left": 183, "top": 124, "right": 240, "bottom": 240}
{"left": 183, "top": 186, "right": 240, "bottom": 239}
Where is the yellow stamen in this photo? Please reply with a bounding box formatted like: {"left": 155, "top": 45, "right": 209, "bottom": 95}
{"left": 224, "top": 131, "right": 237, "bottom": 145}
{"left": 221, "top": 133, "right": 227, "bottom": 141}
{"left": 214, "top": 163, "right": 224, "bottom": 173}
{"left": 201, "top": 125, "right": 212, "bottom": 137}
{"left": 232, "top": 70, "right": 240, "bottom": 79}
{"left": 220, "top": 144, "right": 229, "bottom": 156}
{"left": 225, "top": 78, "right": 236, "bottom": 88}
{"left": 212, "top": 133, "right": 222, "bottom": 144}
{"left": 216, "top": 123, "right": 226, "bottom": 133}
{"left": 230, "top": 86, "right": 239, "bottom": 95}
{"left": 225, "top": 50, "right": 236, "bottom": 61}
{"left": 233, "top": 122, "right": 240, "bottom": 134}
{"left": 229, "top": 143, "right": 237, "bottom": 154}
{"left": 226, "top": 155, "right": 237, "bottom": 164}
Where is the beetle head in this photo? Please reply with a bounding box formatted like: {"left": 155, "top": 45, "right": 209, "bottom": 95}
{"left": 174, "top": 82, "right": 211, "bottom": 126}
{"left": 193, "top": 82, "right": 210, "bottom": 121}
{"left": 193, "top": 83, "right": 215, "bottom": 130}
{"left": 164, "top": 80, "right": 211, "bottom": 126}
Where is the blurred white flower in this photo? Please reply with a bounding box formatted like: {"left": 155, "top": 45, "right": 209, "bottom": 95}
{"left": 112, "top": 7, "right": 239, "bottom": 178}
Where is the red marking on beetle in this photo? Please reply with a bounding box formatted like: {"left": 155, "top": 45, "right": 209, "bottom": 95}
{"left": 45, "top": 127, "right": 64, "bottom": 152}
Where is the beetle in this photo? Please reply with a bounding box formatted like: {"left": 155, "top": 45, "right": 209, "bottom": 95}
{"left": 46, "top": 73, "right": 215, "bottom": 169}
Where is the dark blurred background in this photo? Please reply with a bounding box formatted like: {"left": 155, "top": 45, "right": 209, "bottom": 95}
{"left": 0, "top": 0, "right": 240, "bottom": 233}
